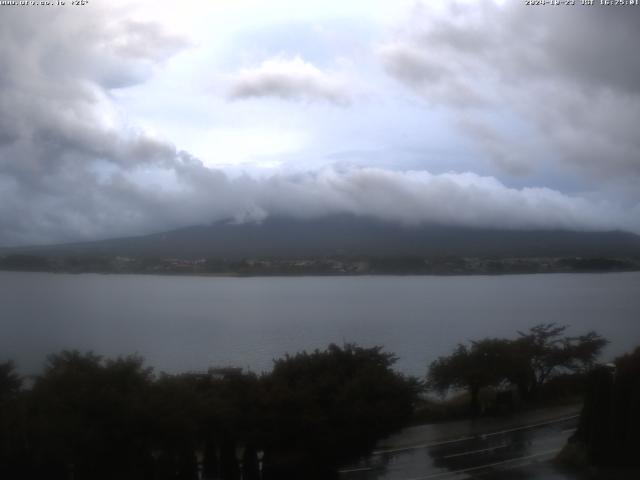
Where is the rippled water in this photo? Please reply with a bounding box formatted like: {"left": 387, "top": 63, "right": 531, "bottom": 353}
{"left": 1, "top": 271, "right": 638, "bottom": 376}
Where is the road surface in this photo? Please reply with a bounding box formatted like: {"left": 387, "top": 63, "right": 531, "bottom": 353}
{"left": 339, "top": 407, "right": 584, "bottom": 480}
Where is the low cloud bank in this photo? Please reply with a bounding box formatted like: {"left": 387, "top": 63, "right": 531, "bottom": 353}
{"left": 3, "top": 156, "right": 638, "bottom": 246}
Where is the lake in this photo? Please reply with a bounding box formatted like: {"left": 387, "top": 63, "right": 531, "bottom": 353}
{"left": 1, "top": 271, "right": 639, "bottom": 377}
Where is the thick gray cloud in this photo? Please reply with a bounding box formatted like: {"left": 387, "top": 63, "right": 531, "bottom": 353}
{"left": 380, "top": 1, "right": 640, "bottom": 183}
{"left": 3, "top": 158, "right": 638, "bottom": 246}
{"left": 245, "top": 168, "right": 635, "bottom": 232}
{"left": 455, "top": 118, "right": 531, "bottom": 176}
{"left": 227, "top": 56, "right": 352, "bottom": 105}
{"left": 1, "top": 3, "right": 639, "bottom": 247}
{"left": 0, "top": 6, "right": 191, "bottom": 244}
{"left": 0, "top": 5, "right": 189, "bottom": 179}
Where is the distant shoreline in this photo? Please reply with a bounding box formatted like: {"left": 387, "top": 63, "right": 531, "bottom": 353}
{"left": 0, "top": 255, "right": 640, "bottom": 278}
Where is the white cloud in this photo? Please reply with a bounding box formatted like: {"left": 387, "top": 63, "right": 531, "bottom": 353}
{"left": 227, "top": 56, "right": 352, "bottom": 105}
{"left": 250, "top": 168, "right": 636, "bottom": 232}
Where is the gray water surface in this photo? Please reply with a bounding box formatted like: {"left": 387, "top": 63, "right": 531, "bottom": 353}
{"left": 1, "top": 271, "right": 639, "bottom": 376}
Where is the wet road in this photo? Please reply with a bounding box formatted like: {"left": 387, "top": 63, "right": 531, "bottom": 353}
{"left": 339, "top": 415, "right": 580, "bottom": 480}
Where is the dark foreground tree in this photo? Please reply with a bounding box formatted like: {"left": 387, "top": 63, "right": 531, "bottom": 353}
{"left": 24, "top": 351, "right": 155, "bottom": 480}
{"left": 0, "top": 361, "right": 21, "bottom": 403}
{"left": 1, "top": 361, "right": 24, "bottom": 477}
{"left": 0, "top": 344, "right": 420, "bottom": 480}
{"left": 567, "top": 346, "right": 640, "bottom": 469}
{"left": 427, "top": 324, "right": 608, "bottom": 415}
{"left": 145, "top": 368, "right": 264, "bottom": 480}
{"left": 512, "top": 324, "right": 607, "bottom": 400}
{"left": 261, "top": 344, "right": 421, "bottom": 479}
{"left": 427, "top": 339, "right": 513, "bottom": 417}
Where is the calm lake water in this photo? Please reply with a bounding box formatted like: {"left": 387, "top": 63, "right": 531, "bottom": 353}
{"left": 1, "top": 271, "right": 639, "bottom": 377}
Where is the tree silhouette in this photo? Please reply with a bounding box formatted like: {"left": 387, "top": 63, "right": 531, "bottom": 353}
{"left": 261, "top": 343, "right": 420, "bottom": 478}
{"left": 0, "top": 344, "right": 419, "bottom": 479}
{"left": 512, "top": 324, "right": 607, "bottom": 399}
{"left": 26, "top": 351, "right": 154, "bottom": 479}
{"left": 0, "top": 361, "right": 21, "bottom": 403}
{"left": 0, "top": 361, "right": 24, "bottom": 478}
{"left": 428, "top": 339, "right": 512, "bottom": 416}
{"left": 427, "top": 324, "right": 608, "bottom": 414}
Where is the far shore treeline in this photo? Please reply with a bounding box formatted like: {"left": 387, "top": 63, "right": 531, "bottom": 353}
{"left": 1, "top": 252, "right": 639, "bottom": 276}
{"left": 0, "top": 325, "right": 638, "bottom": 479}
{"left": 2, "top": 215, "right": 640, "bottom": 276}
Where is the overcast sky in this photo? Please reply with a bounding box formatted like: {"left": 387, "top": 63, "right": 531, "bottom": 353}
{"left": 1, "top": 0, "right": 639, "bottom": 246}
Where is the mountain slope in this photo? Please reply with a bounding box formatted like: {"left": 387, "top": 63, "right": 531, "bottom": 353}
{"left": 5, "top": 215, "right": 640, "bottom": 260}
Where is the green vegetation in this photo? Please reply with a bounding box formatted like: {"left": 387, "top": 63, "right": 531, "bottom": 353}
{"left": 0, "top": 344, "right": 419, "bottom": 480}
{"left": 1, "top": 326, "right": 633, "bottom": 478}
{"left": 427, "top": 324, "right": 607, "bottom": 417}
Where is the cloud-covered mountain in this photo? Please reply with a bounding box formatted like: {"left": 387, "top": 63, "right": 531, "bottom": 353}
{"left": 1, "top": 2, "right": 640, "bottom": 247}
{"left": 8, "top": 214, "right": 640, "bottom": 260}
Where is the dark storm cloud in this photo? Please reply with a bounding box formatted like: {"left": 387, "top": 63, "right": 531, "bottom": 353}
{"left": 380, "top": 1, "right": 640, "bottom": 181}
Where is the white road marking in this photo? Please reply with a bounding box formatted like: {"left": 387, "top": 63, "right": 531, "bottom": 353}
{"left": 372, "top": 435, "right": 478, "bottom": 456}
{"left": 371, "top": 415, "right": 579, "bottom": 456}
{"left": 339, "top": 466, "right": 373, "bottom": 473}
{"left": 442, "top": 443, "right": 508, "bottom": 459}
{"left": 479, "top": 415, "right": 579, "bottom": 437}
